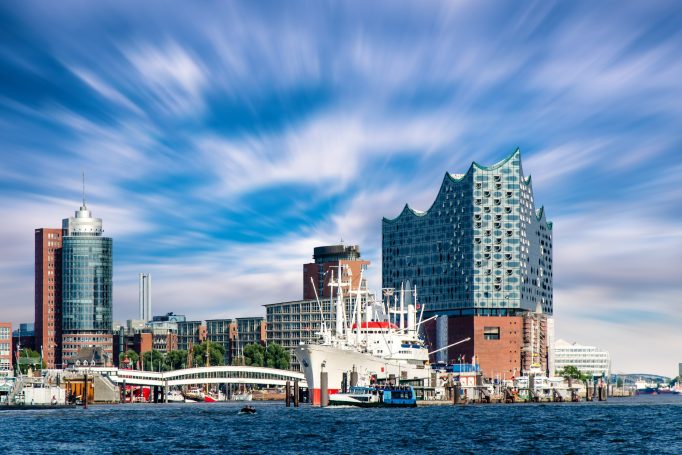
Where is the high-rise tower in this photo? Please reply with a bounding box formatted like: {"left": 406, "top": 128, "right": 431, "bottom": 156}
{"left": 35, "top": 227, "right": 63, "bottom": 368}
{"left": 382, "top": 149, "right": 553, "bottom": 377}
{"left": 302, "top": 244, "right": 369, "bottom": 300}
{"left": 139, "top": 273, "right": 151, "bottom": 322}
{"left": 61, "top": 192, "right": 113, "bottom": 366}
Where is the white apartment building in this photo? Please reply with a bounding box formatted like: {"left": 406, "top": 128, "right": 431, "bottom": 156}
{"left": 554, "top": 339, "right": 611, "bottom": 377}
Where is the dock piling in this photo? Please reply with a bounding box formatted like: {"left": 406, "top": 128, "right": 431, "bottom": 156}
{"left": 320, "top": 372, "right": 328, "bottom": 407}
{"left": 350, "top": 367, "right": 358, "bottom": 388}
{"left": 285, "top": 380, "right": 291, "bottom": 407}
{"left": 294, "top": 380, "right": 300, "bottom": 407}
{"left": 83, "top": 374, "right": 88, "bottom": 409}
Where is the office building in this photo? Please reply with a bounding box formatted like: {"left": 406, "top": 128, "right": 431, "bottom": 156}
{"left": 177, "top": 321, "right": 206, "bottom": 353}
{"left": 303, "top": 244, "right": 369, "bottom": 300}
{"left": 233, "top": 317, "right": 266, "bottom": 358}
{"left": 554, "top": 339, "right": 611, "bottom": 377}
{"left": 34, "top": 227, "right": 62, "bottom": 368}
{"left": 152, "top": 312, "right": 185, "bottom": 323}
{"left": 0, "top": 322, "right": 12, "bottom": 373}
{"left": 113, "top": 321, "right": 153, "bottom": 367}
{"left": 139, "top": 273, "right": 152, "bottom": 322}
{"left": 61, "top": 199, "right": 114, "bottom": 367}
{"left": 382, "top": 149, "right": 553, "bottom": 378}
{"left": 205, "top": 319, "right": 235, "bottom": 365}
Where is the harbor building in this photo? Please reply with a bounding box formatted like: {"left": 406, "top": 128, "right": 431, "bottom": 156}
{"left": 553, "top": 339, "right": 611, "bottom": 377}
{"left": 234, "top": 317, "right": 266, "bottom": 356}
{"left": 177, "top": 321, "right": 206, "bottom": 352}
{"left": 303, "top": 244, "right": 369, "bottom": 300}
{"left": 34, "top": 227, "right": 63, "bottom": 368}
{"left": 61, "top": 198, "right": 114, "bottom": 367}
{"left": 382, "top": 149, "right": 553, "bottom": 378}
{"left": 146, "top": 314, "right": 184, "bottom": 354}
{"left": 113, "top": 321, "right": 153, "bottom": 367}
{"left": 205, "top": 319, "right": 236, "bottom": 365}
{"left": 139, "top": 273, "right": 152, "bottom": 322}
{"left": 0, "top": 322, "right": 12, "bottom": 374}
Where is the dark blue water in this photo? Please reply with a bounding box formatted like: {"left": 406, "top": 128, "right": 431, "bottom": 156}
{"left": 1, "top": 395, "right": 681, "bottom": 454}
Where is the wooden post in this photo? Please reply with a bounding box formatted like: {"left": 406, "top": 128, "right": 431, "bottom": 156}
{"left": 453, "top": 383, "right": 460, "bottom": 405}
{"left": 320, "top": 372, "right": 328, "bottom": 407}
{"left": 294, "top": 380, "right": 300, "bottom": 407}
{"left": 122, "top": 380, "right": 126, "bottom": 404}
{"left": 83, "top": 374, "right": 88, "bottom": 409}
{"left": 285, "top": 380, "right": 291, "bottom": 407}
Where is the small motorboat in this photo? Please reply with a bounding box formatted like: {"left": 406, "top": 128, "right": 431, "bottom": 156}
{"left": 239, "top": 405, "right": 257, "bottom": 415}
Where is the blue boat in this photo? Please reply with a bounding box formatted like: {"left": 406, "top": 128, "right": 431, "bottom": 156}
{"left": 328, "top": 385, "right": 417, "bottom": 407}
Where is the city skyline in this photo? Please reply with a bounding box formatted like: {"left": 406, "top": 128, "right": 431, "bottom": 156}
{"left": 0, "top": 1, "right": 681, "bottom": 376}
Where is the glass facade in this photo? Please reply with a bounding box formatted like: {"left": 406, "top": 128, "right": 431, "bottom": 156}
{"left": 61, "top": 236, "right": 113, "bottom": 333}
{"left": 382, "top": 149, "right": 553, "bottom": 317}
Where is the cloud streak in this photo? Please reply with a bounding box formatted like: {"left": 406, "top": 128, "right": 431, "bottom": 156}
{"left": 0, "top": 0, "right": 681, "bottom": 376}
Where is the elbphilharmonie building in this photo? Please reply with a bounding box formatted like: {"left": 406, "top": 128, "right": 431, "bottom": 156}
{"left": 382, "top": 149, "right": 553, "bottom": 376}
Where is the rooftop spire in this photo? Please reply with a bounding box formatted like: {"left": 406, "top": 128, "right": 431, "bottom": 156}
{"left": 82, "top": 170, "right": 86, "bottom": 209}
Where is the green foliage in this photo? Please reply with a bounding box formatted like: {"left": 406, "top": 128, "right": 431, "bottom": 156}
{"left": 559, "top": 365, "right": 590, "bottom": 382}
{"left": 242, "top": 343, "right": 265, "bottom": 367}
{"left": 265, "top": 343, "right": 289, "bottom": 370}
{"left": 192, "top": 341, "right": 225, "bottom": 367}
{"left": 142, "top": 350, "right": 170, "bottom": 372}
{"left": 165, "top": 350, "right": 188, "bottom": 370}
{"left": 119, "top": 350, "right": 139, "bottom": 366}
{"left": 16, "top": 348, "right": 46, "bottom": 374}
{"left": 616, "top": 377, "right": 623, "bottom": 388}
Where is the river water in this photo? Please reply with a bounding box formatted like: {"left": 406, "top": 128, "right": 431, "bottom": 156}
{"left": 1, "top": 395, "right": 680, "bottom": 454}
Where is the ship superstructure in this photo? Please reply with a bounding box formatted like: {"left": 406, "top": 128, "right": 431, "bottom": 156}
{"left": 294, "top": 265, "right": 433, "bottom": 405}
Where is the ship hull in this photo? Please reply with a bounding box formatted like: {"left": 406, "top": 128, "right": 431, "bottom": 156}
{"left": 294, "top": 344, "right": 429, "bottom": 405}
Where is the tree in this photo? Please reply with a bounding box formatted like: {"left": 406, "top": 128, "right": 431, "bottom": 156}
{"left": 559, "top": 365, "right": 592, "bottom": 392}
{"left": 559, "top": 365, "right": 586, "bottom": 381}
{"left": 119, "top": 350, "right": 139, "bottom": 367}
{"left": 142, "top": 350, "right": 169, "bottom": 372}
{"left": 16, "top": 348, "right": 45, "bottom": 374}
{"left": 265, "top": 343, "right": 290, "bottom": 370}
{"left": 192, "top": 341, "right": 225, "bottom": 367}
{"left": 165, "top": 350, "right": 188, "bottom": 370}
{"left": 242, "top": 343, "right": 265, "bottom": 367}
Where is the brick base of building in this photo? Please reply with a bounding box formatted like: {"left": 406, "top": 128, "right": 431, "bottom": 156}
{"left": 424, "top": 314, "right": 547, "bottom": 379}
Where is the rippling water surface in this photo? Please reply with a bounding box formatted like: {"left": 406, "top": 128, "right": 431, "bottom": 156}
{"left": 1, "top": 395, "right": 681, "bottom": 454}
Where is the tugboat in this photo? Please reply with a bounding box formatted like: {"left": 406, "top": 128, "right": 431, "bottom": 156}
{"left": 329, "top": 385, "right": 417, "bottom": 408}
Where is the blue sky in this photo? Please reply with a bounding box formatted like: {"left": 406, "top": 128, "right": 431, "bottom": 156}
{"left": 1, "top": 1, "right": 680, "bottom": 376}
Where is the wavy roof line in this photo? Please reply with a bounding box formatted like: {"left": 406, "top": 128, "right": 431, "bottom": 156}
{"left": 382, "top": 148, "right": 553, "bottom": 231}
{"left": 384, "top": 148, "right": 521, "bottom": 223}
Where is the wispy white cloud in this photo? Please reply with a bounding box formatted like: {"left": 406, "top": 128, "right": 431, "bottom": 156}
{"left": 0, "top": 0, "right": 681, "bottom": 377}
{"left": 123, "top": 41, "right": 207, "bottom": 116}
{"left": 197, "top": 109, "right": 462, "bottom": 196}
{"left": 68, "top": 66, "right": 144, "bottom": 115}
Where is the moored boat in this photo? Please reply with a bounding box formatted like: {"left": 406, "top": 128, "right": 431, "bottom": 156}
{"left": 329, "top": 385, "right": 417, "bottom": 407}
{"left": 295, "top": 269, "right": 451, "bottom": 405}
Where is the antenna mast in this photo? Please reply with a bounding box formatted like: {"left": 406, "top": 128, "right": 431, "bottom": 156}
{"left": 82, "top": 171, "right": 86, "bottom": 208}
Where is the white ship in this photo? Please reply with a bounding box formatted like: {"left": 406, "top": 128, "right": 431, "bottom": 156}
{"left": 295, "top": 267, "right": 448, "bottom": 405}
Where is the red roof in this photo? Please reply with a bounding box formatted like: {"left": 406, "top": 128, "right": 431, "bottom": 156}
{"left": 350, "top": 321, "right": 398, "bottom": 330}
